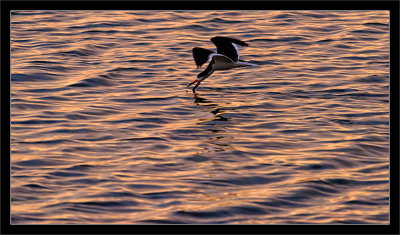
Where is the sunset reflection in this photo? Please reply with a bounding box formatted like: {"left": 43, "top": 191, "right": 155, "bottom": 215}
{"left": 11, "top": 10, "right": 389, "bottom": 224}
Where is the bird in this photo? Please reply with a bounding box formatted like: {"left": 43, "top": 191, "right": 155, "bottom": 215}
{"left": 187, "top": 36, "right": 258, "bottom": 92}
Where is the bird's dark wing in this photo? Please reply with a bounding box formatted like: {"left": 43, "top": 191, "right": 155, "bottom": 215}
{"left": 210, "top": 36, "right": 248, "bottom": 62}
{"left": 212, "top": 54, "right": 234, "bottom": 63}
{"left": 192, "top": 47, "right": 215, "bottom": 68}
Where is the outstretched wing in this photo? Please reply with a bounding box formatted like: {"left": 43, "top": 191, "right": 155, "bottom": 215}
{"left": 210, "top": 36, "right": 248, "bottom": 62}
{"left": 192, "top": 47, "right": 215, "bottom": 68}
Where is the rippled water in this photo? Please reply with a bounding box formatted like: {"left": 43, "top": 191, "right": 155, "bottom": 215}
{"left": 11, "top": 10, "right": 389, "bottom": 224}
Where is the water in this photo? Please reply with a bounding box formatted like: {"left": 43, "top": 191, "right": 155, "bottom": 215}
{"left": 11, "top": 10, "right": 389, "bottom": 224}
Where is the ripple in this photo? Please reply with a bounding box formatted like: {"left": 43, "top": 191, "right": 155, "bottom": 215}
{"left": 24, "top": 183, "right": 48, "bottom": 189}
{"left": 54, "top": 48, "right": 97, "bottom": 57}
{"left": 251, "top": 36, "right": 307, "bottom": 42}
{"left": 184, "top": 155, "right": 210, "bottom": 162}
{"left": 88, "top": 191, "right": 139, "bottom": 198}
{"left": 45, "top": 128, "right": 94, "bottom": 134}
{"left": 49, "top": 171, "right": 86, "bottom": 177}
{"left": 11, "top": 72, "right": 60, "bottom": 82}
{"left": 142, "top": 190, "right": 188, "bottom": 200}
{"left": 138, "top": 219, "right": 189, "bottom": 224}
{"left": 351, "top": 29, "right": 385, "bottom": 34}
{"left": 355, "top": 75, "right": 386, "bottom": 83}
{"left": 64, "top": 164, "right": 95, "bottom": 171}
{"left": 199, "top": 17, "right": 246, "bottom": 24}
{"left": 111, "top": 97, "right": 177, "bottom": 103}
{"left": 69, "top": 77, "right": 116, "bottom": 87}
{"left": 12, "top": 103, "right": 49, "bottom": 110}
{"left": 177, "top": 24, "right": 215, "bottom": 31}
{"left": 273, "top": 13, "right": 294, "bottom": 19}
{"left": 12, "top": 119, "right": 64, "bottom": 125}
{"left": 200, "top": 175, "right": 289, "bottom": 187}
{"left": 68, "top": 21, "right": 133, "bottom": 30}
{"left": 297, "top": 163, "right": 336, "bottom": 171}
{"left": 46, "top": 200, "right": 139, "bottom": 209}
{"left": 121, "top": 137, "right": 168, "bottom": 142}
{"left": 15, "top": 158, "right": 69, "bottom": 167}
{"left": 174, "top": 209, "right": 230, "bottom": 219}
{"left": 228, "top": 205, "right": 271, "bottom": 215}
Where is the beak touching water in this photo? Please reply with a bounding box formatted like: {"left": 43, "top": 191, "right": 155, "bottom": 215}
{"left": 186, "top": 79, "right": 198, "bottom": 88}
{"left": 186, "top": 79, "right": 201, "bottom": 92}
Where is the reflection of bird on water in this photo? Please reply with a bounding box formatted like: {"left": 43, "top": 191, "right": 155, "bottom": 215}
{"left": 187, "top": 36, "right": 258, "bottom": 92}
{"left": 193, "top": 93, "right": 229, "bottom": 122}
{"left": 193, "top": 93, "right": 212, "bottom": 105}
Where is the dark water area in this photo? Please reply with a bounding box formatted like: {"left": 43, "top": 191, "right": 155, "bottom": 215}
{"left": 11, "top": 10, "right": 389, "bottom": 224}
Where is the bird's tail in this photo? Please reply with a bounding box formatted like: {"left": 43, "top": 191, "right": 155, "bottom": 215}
{"left": 236, "top": 61, "right": 259, "bottom": 67}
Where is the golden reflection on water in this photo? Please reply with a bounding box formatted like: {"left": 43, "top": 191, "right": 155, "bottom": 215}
{"left": 11, "top": 10, "right": 389, "bottom": 224}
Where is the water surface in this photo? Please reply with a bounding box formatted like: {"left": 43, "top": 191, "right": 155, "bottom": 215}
{"left": 11, "top": 10, "right": 389, "bottom": 224}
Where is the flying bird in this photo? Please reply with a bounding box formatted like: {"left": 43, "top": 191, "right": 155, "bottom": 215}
{"left": 187, "top": 36, "right": 257, "bottom": 92}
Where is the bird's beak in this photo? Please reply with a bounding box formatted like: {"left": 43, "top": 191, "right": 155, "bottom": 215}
{"left": 186, "top": 79, "right": 198, "bottom": 88}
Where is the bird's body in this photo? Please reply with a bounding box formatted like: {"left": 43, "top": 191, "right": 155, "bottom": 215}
{"left": 187, "top": 36, "right": 257, "bottom": 92}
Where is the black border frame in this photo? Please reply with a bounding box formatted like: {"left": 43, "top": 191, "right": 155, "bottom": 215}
{"left": 1, "top": 1, "right": 399, "bottom": 234}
